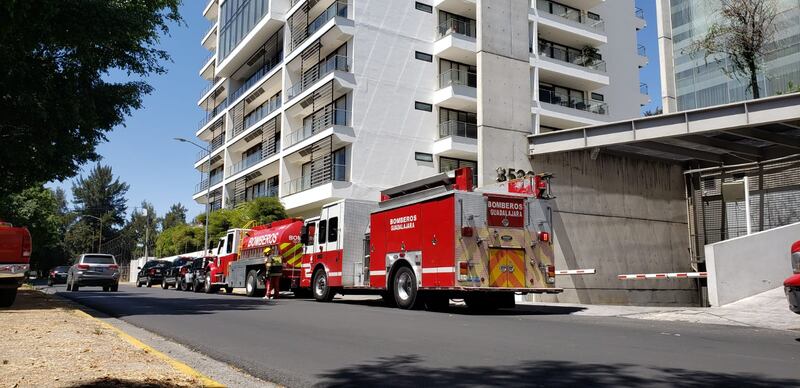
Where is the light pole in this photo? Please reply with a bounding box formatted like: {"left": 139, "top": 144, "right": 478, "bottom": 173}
{"left": 142, "top": 208, "right": 150, "bottom": 259}
{"left": 174, "top": 137, "right": 211, "bottom": 254}
{"left": 80, "top": 214, "right": 103, "bottom": 253}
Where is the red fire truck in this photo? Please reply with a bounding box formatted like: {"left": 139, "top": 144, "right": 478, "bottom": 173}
{"left": 207, "top": 167, "right": 562, "bottom": 310}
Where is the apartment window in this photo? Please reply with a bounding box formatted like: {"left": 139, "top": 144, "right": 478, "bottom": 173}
{"left": 591, "top": 92, "right": 604, "bottom": 101}
{"left": 219, "top": 0, "right": 271, "bottom": 61}
{"left": 415, "top": 101, "right": 433, "bottom": 112}
{"left": 439, "top": 107, "right": 477, "bottom": 139}
{"left": 245, "top": 181, "right": 266, "bottom": 201}
{"left": 537, "top": 0, "right": 582, "bottom": 23}
{"left": 415, "top": 2, "right": 433, "bottom": 13}
{"left": 539, "top": 83, "right": 585, "bottom": 108}
{"left": 415, "top": 51, "right": 433, "bottom": 62}
{"left": 332, "top": 147, "right": 346, "bottom": 181}
{"left": 415, "top": 152, "right": 434, "bottom": 162}
{"left": 439, "top": 59, "right": 477, "bottom": 88}
{"left": 242, "top": 144, "right": 262, "bottom": 161}
{"left": 438, "top": 10, "right": 476, "bottom": 38}
{"left": 439, "top": 157, "right": 477, "bottom": 184}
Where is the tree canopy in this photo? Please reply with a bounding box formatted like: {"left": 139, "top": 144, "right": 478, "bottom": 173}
{"left": 0, "top": 0, "right": 182, "bottom": 200}
{"left": 162, "top": 203, "right": 188, "bottom": 231}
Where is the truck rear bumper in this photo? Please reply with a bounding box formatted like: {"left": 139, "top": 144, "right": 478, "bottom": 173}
{"left": 0, "top": 264, "right": 28, "bottom": 287}
{"left": 422, "top": 286, "right": 563, "bottom": 294}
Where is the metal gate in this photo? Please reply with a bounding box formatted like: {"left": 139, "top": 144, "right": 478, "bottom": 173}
{"left": 685, "top": 155, "right": 800, "bottom": 267}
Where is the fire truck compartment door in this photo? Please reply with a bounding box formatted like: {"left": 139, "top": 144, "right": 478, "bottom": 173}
{"left": 488, "top": 248, "right": 526, "bottom": 288}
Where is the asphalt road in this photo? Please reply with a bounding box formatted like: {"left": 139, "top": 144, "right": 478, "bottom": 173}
{"left": 49, "top": 283, "right": 800, "bottom": 387}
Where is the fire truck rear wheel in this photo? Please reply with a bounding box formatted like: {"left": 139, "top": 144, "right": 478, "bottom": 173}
{"left": 313, "top": 269, "right": 334, "bottom": 302}
{"left": 204, "top": 274, "right": 215, "bottom": 293}
{"left": 393, "top": 266, "right": 422, "bottom": 310}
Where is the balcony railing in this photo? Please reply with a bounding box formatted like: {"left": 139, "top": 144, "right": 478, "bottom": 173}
{"left": 635, "top": 7, "right": 644, "bottom": 19}
{"left": 230, "top": 151, "right": 269, "bottom": 176}
{"left": 439, "top": 120, "right": 477, "bottom": 139}
{"left": 196, "top": 133, "right": 226, "bottom": 162}
{"left": 540, "top": 46, "right": 607, "bottom": 72}
{"left": 437, "top": 19, "right": 476, "bottom": 39}
{"left": 198, "top": 98, "right": 229, "bottom": 131}
{"left": 640, "top": 82, "right": 648, "bottom": 95}
{"left": 539, "top": 89, "right": 608, "bottom": 115}
{"left": 536, "top": 0, "right": 605, "bottom": 31}
{"left": 638, "top": 44, "right": 646, "bottom": 57}
{"left": 287, "top": 55, "right": 351, "bottom": 100}
{"left": 200, "top": 76, "right": 222, "bottom": 99}
{"left": 307, "top": 1, "right": 348, "bottom": 38}
{"left": 439, "top": 68, "right": 477, "bottom": 89}
{"left": 243, "top": 94, "right": 282, "bottom": 130}
{"left": 283, "top": 164, "right": 346, "bottom": 195}
{"left": 195, "top": 173, "right": 223, "bottom": 194}
{"left": 285, "top": 109, "right": 349, "bottom": 147}
{"left": 246, "top": 185, "right": 279, "bottom": 203}
{"left": 228, "top": 55, "right": 282, "bottom": 105}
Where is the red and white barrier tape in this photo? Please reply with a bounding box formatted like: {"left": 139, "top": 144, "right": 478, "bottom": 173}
{"left": 555, "top": 269, "right": 596, "bottom": 275}
{"left": 617, "top": 272, "right": 707, "bottom": 280}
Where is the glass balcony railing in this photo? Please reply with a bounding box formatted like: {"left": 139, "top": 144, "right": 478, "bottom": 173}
{"left": 283, "top": 164, "right": 346, "bottom": 195}
{"left": 439, "top": 120, "right": 478, "bottom": 139}
{"left": 287, "top": 55, "right": 351, "bottom": 100}
{"left": 242, "top": 95, "right": 282, "bottom": 132}
{"left": 285, "top": 109, "right": 349, "bottom": 147}
{"left": 196, "top": 133, "right": 226, "bottom": 162}
{"left": 635, "top": 7, "right": 645, "bottom": 20}
{"left": 230, "top": 152, "right": 265, "bottom": 176}
{"left": 536, "top": 0, "right": 605, "bottom": 31}
{"left": 638, "top": 44, "right": 646, "bottom": 57}
{"left": 640, "top": 82, "right": 648, "bottom": 95}
{"left": 540, "top": 46, "right": 607, "bottom": 72}
{"left": 228, "top": 55, "right": 283, "bottom": 106}
{"left": 198, "top": 98, "right": 229, "bottom": 131}
{"left": 195, "top": 174, "right": 223, "bottom": 194}
{"left": 539, "top": 89, "right": 608, "bottom": 115}
{"left": 439, "top": 68, "right": 477, "bottom": 89}
{"left": 437, "top": 19, "right": 476, "bottom": 39}
{"left": 307, "top": 1, "right": 348, "bottom": 38}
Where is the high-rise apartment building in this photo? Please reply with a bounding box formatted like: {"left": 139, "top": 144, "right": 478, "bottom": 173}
{"left": 657, "top": 0, "right": 800, "bottom": 113}
{"left": 193, "top": 0, "right": 646, "bottom": 216}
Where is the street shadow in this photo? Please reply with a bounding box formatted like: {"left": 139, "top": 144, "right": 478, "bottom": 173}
{"left": 0, "top": 288, "right": 66, "bottom": 311}
{"left": 332, "top": 298, "right": 586, "bottom": 316}
{"left": 317, "top": 355, "right": 800, "bottom": 387}
{"left": 53, "top": 289, "right": 271, "bottom": 318}
{"left": 67, "top": 377, "right": 190, "bottom": 387}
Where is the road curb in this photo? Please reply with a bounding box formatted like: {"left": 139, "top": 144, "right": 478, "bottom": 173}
{"left": 31, "top": 286, "right": 225, "bottom": 388}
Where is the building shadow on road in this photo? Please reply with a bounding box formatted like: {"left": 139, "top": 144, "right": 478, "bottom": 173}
{"left": 316, "top": 355, "right": 800, "bottom": 387}
{"left": 67, "top": 377, "right": 188, "bottom": 387}
{"left": 331, "top": 297, "right": 586, "bottom": 316}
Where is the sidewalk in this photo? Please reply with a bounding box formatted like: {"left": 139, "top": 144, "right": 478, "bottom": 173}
{"left": 0, "top": 287, "right": 209, "bottom": 388}
{"left": 520, "top": 287, "right": 800, "bottom": 332}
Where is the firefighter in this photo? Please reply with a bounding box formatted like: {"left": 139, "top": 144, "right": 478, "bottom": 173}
{"left": 263, "top": 247, "right": 283, "bottom": 300}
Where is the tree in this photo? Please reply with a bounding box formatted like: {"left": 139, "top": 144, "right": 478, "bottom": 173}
{"left": 241, "top": 197, "right": 289, "bottom": 226}
{"left": 0, "top": 186, "right": 71, "bottom": 271}
{"left": 156, "top": 224, "right": 203, "bottom": 257}
{"left": 643, "top": 107, "right": 663, "bottom": 117}
{"left": 70, "top": 164, "right": 130, "bottom": 250}
{"left": 0, "top": 0, "right": 182, "bottom": 200}
{"left": 125, "top": 201, "right": 159, "bottom": 258}
{"left": 687, "top": 0, "right": 779, "bottom": 99}
{"left": 162, "top": 203, "right": 188, "bottom": 230}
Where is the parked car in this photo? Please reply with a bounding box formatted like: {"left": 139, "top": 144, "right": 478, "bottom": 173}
{"left": 66, "top": 254, "right": 120, "bottom": 292}
{"left": 162, "top": 257, "right": 194, "bottom": 290}
{"left": 188, "top": 257, "right": 213, "bottom": 292}
{"left": 0, "top": 221, "right": 32, "bottom": 307}
{"left": 47, "top": 266, "right": 70, "bottom": 286}
{"left": 136, "top": 260, "right": 171, "bottom": 288}
{"left": 785, "top": 240, "right": 800, "bottom": 314}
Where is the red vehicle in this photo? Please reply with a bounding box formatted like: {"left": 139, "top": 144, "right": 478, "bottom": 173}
{"left": 785, "top": 240, "right": 800, "bottom": 314}
{"left": 208, "top": 167, "right": 561, "bottom": 310}
{"left": 0, "top": 221, "right": 32, "bottom": 307}
{"left": 205, "top": 218, "right": 304, "bottom": 296}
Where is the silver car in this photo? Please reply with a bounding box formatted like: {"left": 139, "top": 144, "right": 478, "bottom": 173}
{"left": 67, "top": 254, "right": 120, "bottom": 292}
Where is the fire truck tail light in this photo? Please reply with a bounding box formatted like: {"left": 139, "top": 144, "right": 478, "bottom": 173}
{"left": 546, "top": 265, "right": 556, "bottom": 284}
{"left": 538, "top": 231, "right": 550, "bottom": 243}
{"left": 461, "top": 227, "right": 474, "bottom": 237}
{"left": 459, "top": 262, "right": 469, "bottom": 275}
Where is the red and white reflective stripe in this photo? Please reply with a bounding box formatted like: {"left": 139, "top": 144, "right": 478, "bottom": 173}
{"left": 328, "top": 272, "right": 343, "bottom": 277}
{"left": 617, "top": 272, "right": 707, "bottom": 280}
{"left": 555, "top": 269, "right": 596, "bottom": 275}
{"left": 422, "top": 267, "right": 456, "bottom": 274}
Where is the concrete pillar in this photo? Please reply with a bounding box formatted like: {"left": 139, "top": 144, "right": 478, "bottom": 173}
{"left": 656, "top": 0, "right": 678, "bottom": 113}
{"left": 476, "top": 0, "right": 533, "bottom": 186}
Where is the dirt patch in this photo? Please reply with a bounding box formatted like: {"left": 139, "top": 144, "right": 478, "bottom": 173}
{"left": 0, "top": 288, "right": 202, "bottom": 388}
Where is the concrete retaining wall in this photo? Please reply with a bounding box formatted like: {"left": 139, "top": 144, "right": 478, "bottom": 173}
{"left": 530, "top": 150, "right": 699, "bottom": 306}
{"left": 705, "top": 221, "right": 799, "bottom": 306}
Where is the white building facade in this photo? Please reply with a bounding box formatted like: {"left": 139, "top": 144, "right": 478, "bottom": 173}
{"left": 193, "top": 0, "right": 646, "bottom": 216}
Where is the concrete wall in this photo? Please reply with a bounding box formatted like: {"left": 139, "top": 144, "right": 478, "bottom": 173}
{"left": 705, "top": 221, "right": 799, "bottom": 306}
{"left": 530, "top": 150, "right": 699, "bottom": 306}
{"left": 476, "top": 0, "right": 532, "bottom": 186}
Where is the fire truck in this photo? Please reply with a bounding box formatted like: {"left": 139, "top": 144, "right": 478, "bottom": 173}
{"left": 207, "top": 167, "right": 562, "bottom": 310}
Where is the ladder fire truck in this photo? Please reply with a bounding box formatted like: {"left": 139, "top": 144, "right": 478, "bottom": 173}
{"left": 206, "top": 167, "right": 562, "bottom": 310}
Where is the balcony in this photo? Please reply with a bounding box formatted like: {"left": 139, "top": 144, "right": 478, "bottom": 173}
{"left": 228, "top": 57, "right": 282, "bottom": 107}
{"left": 196, "top": 133, "right": 226, "bottom": 163}
{"left": 241, "top": 94, "right": 282, "bottom": 134}
{"left": 534, "top": 0, "right": 606, "bottom": 47}
{"left": 637, "top": 44, "right": 649, "bottom": 68}
{"left": 197, "top": 98, "right": 228, "bottom": 132}
{"left": 639, "top": 82, "right": 652, "bottom": 105}
{"left": 288, "top": 1, "right": 350, "bottom": 55}
{"left": 195, "top": 173, "right": 223, "bottom": 194}
{"left": 434, "top": 69, "right": 477, "bottom": 112}
{"left": 199, "top": 52, "right": 216, "bottom": 80}
{"left": 283, "top": 164, "right": 346, "bottom": 196}
{"left": 286, "top": 109, "right": 349, "bottom": 147}
{"left": 434, "top": 19, "right": 477, "bottom": 65}
{"left": 435, "top": 0, "right": 476, "bottom": 16}
{"left": 535, "top": 48, "right": 610, "bottom": 90}
{"left": 287, "top": 55, "right": 352, "bottom": 101}
{"left": 439, "top": 120, "right": 477, "bottom": 139}
{"left": 634, "top": 7, "right": 646, "bottom": 30}
{"left": 229, "top": 149, "right": 279, "bottom": 177}
{"left": 434, "top": 120, "right": 478, "bottom": 159}
{"left": 203, "top": 0, "right": 218, "bottom": 21}
{"left": 202, "top": 23, "right": 217, "bottom": 51}
{"left": 539, "top": 89, "right": 607, "bottom": 115}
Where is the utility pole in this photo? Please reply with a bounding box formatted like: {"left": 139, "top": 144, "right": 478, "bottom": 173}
{"left": 143, "top": 208, "right": 149, "bottom": 260}
{"left": 174, "top": 137, "right": 211, "bottom": 253}
{"left": 81, "top": 214, "right": 103, "bottom": 253}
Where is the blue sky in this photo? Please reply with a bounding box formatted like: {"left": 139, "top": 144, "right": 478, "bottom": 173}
{"left": 50, "top": 0, "right": 662, "bottom": 221}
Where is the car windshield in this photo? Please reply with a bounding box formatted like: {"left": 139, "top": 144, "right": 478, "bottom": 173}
{"left": 83, "top": 255, "right": 115, "bottom": 264}
{"left": 54, "top": 266, "right": 70, "bottom": 272}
